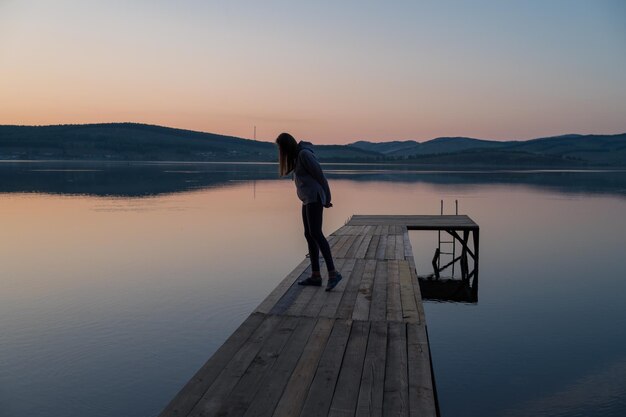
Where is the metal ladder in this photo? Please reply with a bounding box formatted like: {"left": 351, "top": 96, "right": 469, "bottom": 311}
{"left": 433, "top": 200, "right": 458, "bottom": 278}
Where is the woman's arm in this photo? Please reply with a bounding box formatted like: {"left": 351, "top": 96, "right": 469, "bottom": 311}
{"left": 300, "top": 150, "right": 332, "bottom": 205}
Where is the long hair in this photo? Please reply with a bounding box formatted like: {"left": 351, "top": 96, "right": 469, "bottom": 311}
{"left": 276, "top": 132, "right": 298, "bottom": 176}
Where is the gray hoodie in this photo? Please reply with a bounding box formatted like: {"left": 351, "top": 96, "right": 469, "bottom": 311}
{"left": 293, "top": 141, "right": 331, "bottom": 205}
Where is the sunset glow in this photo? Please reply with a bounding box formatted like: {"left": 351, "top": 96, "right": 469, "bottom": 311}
{"left": 1, "top": 0, "right": 625, "bottom": 143}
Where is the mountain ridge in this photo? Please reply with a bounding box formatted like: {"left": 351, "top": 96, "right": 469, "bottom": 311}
{"left": 1, "top": 122, "right": 625, "bottom": 167}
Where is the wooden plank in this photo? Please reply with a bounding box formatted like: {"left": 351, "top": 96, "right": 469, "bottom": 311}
{"left": 355, "top": 234, "right": 373, "bottom": 259}
{"left": 352, "top": 260, "right": 377, "bottom": 321}
{"left": 328, "top": 321, "right": 370, "bottom": 417}
{"left": 406, "top": 254, "right": 417, "bottom": 275}
{"left": 272, "top": 318, "right": 334, "bottom": 417}
{"left": 187, "top": 315, "right": 283, "bottom": 417}
{"left": 332, "top": 226, "right": 349, "bottom": 236}
{"left": 299, "top": 319, "right": 353, "bottom": 417}
{"left": 348, "top": 214, "right": 478, "bottom": 230}
{"left": 215, "top": 316, "right": 300, "bottom": 417}
{"left": 158, "top": 313, "right": 266, "bottom": 417}
{"left": 335, "top": 259, "right": 366, "bottom": 319}
{"left": 286, "top": 281, "right": 320, "bottom": 316}
{"left": 353, "top": 214, "right": 475, "bottom": 224}
{"left": 403, "top": 230, "right": 413, "bottom": 259}
{"left": 336, "top": 234, "right": 359, "bottom": 258}
{"left": 333, "top": 235, "right": 351, "bottom": 254}
{"left": 383, "top": 322, "right": 409, "bottom": 417}
{"left": 332, "top": 234, "right": 354, "bottom": 258}
{"left": 369, "top": 261, "right": 388, "bottom": 321}
{"left": 345, "top": 233, "right": 366, "bottom": 258}
{"left": 375, "top": 235, "right": 387, "bottom": 260}
{"left": 329, "top": 234, "right": 343, "bottom": 250}
{"left": 242, "top": 317, "right": 317, "bottom": 417}
{"left": 319, "top": 258, "right": 357, "bottom": 318}
{"left": 365, "top": 234, "right": 380, "bottom": 260}
{"left": 348, "top": 226, "right": 362, "bottom": 235}
{"left": 268, "top": 266, "right": 310, "bottom": 315}
{"left": 398, "top": 260, "right": 418, "bottom": 322}
{"left": 341, "top": 232, "right": 362, "bottom": 258}
{"left": 407, "top": 323, "right": 437, "bottom": 417}
{"left": 255, "top": 260, "right": 310, "bottom": 314}
{"left": 394, "top": 234, "right": 404, "bottom": 260}
{"left": 406, "top": 255, "right": 426, "bottom": 325}
{"left": 302, "top": 259, "right": 346, "bottom": 318}
{"left": 385, "top": 235, "right": 396, "bottom": 260}
{"left": 386, "top": 260, "right": 402, "bottom": 322}
{"left": 355, "top": 321, "right": 387, "bottom": 417}
{"left": 348, "top": 225, "right": 363, "bottom": 235}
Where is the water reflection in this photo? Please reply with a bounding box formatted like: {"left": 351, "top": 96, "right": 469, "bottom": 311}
{"left": 1, "top": 161, "right": 626, "bottom": 197}
{"left": 419, "top": 277, "right": 478, "bottom": 303}
{"left": 0, "top": 161, "right": 278, "bottom": 196}
{"left": 2, "top": 162, "right": 626, "bottom": 417}
{"left": 418, "top": 230, "right": 479, "bottom": 303}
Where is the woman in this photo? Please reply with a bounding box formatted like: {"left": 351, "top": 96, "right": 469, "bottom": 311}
{"left": 276, "top": 132, "right": 342, "bottom": 291}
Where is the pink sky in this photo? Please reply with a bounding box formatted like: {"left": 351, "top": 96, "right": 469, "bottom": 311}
{"left": 1, "top": 1, "right": 625, "bottom": 144}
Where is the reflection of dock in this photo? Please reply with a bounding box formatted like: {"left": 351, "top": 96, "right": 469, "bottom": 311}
{"left": 160, "top": 215, "right": 479, "bottom": 417}
{"left": 418, "top": 277, "right": 478, "bottom": 303}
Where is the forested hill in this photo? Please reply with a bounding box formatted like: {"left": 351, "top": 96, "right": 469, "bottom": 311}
{"left": 1, "top": 123, "right": 625, "bottom": 167}
{"left": 349, "top": 133, "right": 626, "bottom": 166}
{"left": 0, "top": 123, "right": 377, "bottom": 162}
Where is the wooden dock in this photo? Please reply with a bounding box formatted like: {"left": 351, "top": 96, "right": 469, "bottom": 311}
{"left": 160, "top": 215, "right": 479, "bottom": 417}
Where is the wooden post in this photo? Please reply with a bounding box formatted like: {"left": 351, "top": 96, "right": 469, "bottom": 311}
{"left": 431, "top": 248, "right": 440, "bottom": 279}
{"left": 472, "top": 229, "right": 479, "bottom": 278}
{"left": 461, "top": 230, "right": 469, "bottom": 281}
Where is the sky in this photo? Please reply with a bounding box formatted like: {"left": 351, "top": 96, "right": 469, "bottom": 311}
{"left": 1, "top": 0, "right": 625, "bottom": 144}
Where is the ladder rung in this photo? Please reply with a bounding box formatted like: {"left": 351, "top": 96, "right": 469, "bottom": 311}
{"left": 439, "top": 241, "right": 454, "bottom": 244}
{"left": 440, "top": 251, "right": 454, "bottom": 255}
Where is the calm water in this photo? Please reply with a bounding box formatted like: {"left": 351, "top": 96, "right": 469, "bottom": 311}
{"left": 1, "top": 162, "right": 626, "bottom": 417}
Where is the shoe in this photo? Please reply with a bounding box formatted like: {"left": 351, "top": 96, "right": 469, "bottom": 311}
{"left": 298, "top": 276, "right": 322, "bottom": 286}
{"left": 325, "top": 272, "right": 343, "bottom": 291}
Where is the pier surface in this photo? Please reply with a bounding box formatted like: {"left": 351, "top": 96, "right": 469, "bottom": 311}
{"left": 160, "top": 215, "right": 479, "bottom": 417}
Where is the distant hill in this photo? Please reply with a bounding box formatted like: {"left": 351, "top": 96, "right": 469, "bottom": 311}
{"left": 1, "top": 123, "right": 625, "bottom": 167}
{"left": 505, "top": 134, "right": 626, "bottom": 166}
{"left": 350, "top": 137, "right": 508, "bottom": 156}
{"left": 349, "top": 140, "right": 422, "bottom": 155}
{"left": 0, "top": 123, "right": 273, "bottom": 161}
{"left": 350, "top": 133, "right": 626, "bottom": 166}
{"left": 0, "top": 123, "right": 376, "bottom": 162}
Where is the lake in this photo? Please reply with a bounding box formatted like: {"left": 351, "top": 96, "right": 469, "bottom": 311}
{"left": 1, "top": 161, "right": 626, "bottom": 417}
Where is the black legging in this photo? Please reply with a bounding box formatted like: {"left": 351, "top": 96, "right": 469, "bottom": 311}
{"left": 302, "top": 201, "right": 335, "bottom": 273}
